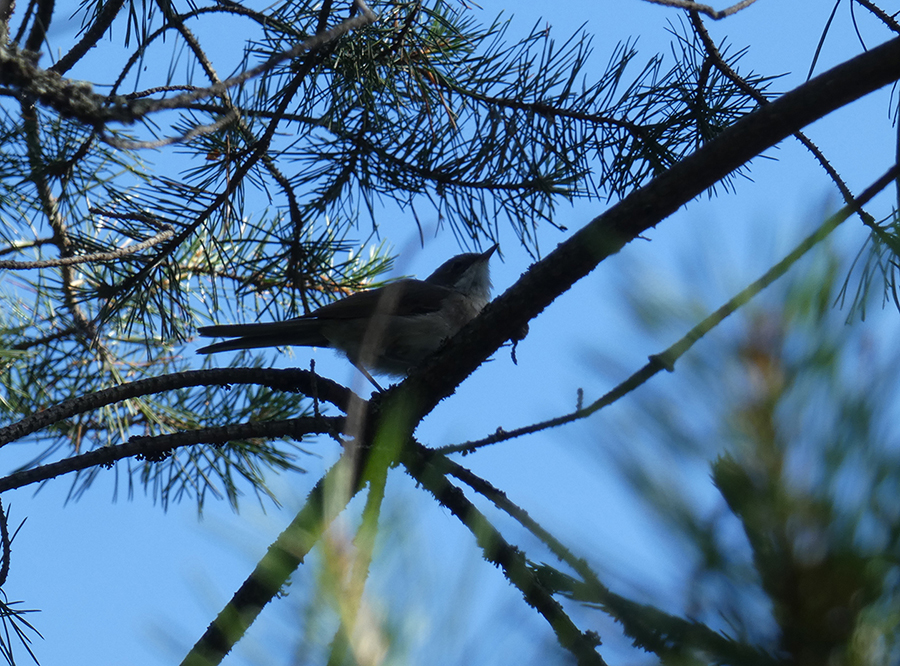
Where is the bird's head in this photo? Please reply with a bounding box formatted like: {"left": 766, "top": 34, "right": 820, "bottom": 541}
{"left": 425, "top": 244, "right": 497, "bottom": 306}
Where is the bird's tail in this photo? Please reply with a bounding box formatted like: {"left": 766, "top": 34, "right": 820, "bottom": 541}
{"left": 196, "top": 318, "right": 329, "bottom": 354}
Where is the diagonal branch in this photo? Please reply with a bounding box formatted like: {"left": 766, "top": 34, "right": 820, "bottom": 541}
{"left": 437, "top": 163, "right": 898, "bottom": 455}
{"left": 392, "top": 35, "right": 900, "bottom": 423}
{"left": 0, "top": 1, "right": 377, "bottom": 127}
{"left": 49, "top": 0, "right": 126, "bottom": 75}
{"left": 434, "top": 454, "right": 781, "bottom": 666}
{"left": 854, "top": 0, "right": 900, "bottom": 34}
{"left": 177, "top": 33, "right": 900, "bottom": 666}
{"left": 181, "top": 444, "right": 367, "bottom": 666}
{"left": 402, "top": 443, "right": 608, "bottom": 666}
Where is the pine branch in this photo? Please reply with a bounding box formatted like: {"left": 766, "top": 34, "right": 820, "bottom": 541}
{"left": 0, "top": 367, "right": 355, "bottom": 446}
{"left": 394, "top": 36, "right": 900, "bottom": 424}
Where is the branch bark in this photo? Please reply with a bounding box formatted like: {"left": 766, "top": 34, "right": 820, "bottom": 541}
{"left": 397, "top": 35, "right": 900, "bottom": 422}
{"left": 0, "top": 368, "right": 356, "bottom": 447}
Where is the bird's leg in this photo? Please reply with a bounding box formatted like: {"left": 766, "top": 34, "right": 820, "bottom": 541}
{"left": 353, "top": 361, "right": 384, "bottom": 392}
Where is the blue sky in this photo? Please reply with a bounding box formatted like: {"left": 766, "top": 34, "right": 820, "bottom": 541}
{"left": 3, "top": 1, "right": 899, "bottom": 664}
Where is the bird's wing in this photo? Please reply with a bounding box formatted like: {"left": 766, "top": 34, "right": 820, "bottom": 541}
{"left": 310, "top": 280, "right": 452, "bottom": 319}
{"left": 196, "top": 280, "right": 454, "bottom": 354}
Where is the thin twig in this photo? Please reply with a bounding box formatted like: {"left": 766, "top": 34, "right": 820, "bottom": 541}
{"left": 86, "top": 207, "right": 172, "bottom": 228}
{"left": 402, "top": 443, "right": 608, "bottom": 666}
{"left": 99, "top": 110, "right": 238, "bottom": 149}
{"left": 0, "top": 225, "right": 175, "bottom": 269}
{"left": 124, "top": 85, "right": 202, "bottom": 100}
{"left": 691, "top": 10, "right": 899, "bottom": 252}
{"left": 0, "top": 416, "right": 341, "bottom": 493}
{"left": 437, "top": 163, "right": 898, "bottom": 455}
{"left": 0, "top": 237, "right": 54, "bottom": 257}
{"left": 0, "top": 368, "right": 356, "bottom": 447}
{"left": 689, "top": 12, "right": 862, "bottom": 219}
{"left": 642, "top": 0, "right": 760, "bottom": 19}
{"left": 854, "top": 0, "right": 900, "bottom": 34}
{"left": 131, "top": 2, "right": 378, "bottom": 117}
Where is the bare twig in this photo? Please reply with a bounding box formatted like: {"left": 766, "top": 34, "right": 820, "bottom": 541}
{"left": 641, "top": 0, "right": 760, "bottom": 19}
{"left": 0, "top": 225, "right": 175, "bottom": 269}
{"left": 854, "top": 0, "right": 900, "bottom": 34}
{"left": 99, "top": 110, "right": 238, "bottom": 149}
{"left": 0, "top": 237, "right": 54, "bottom": 257}
{"left": 689, "top": 12, "right": 859, "bottom": 216}
{"left": 124, "top": 85, "right": 202, "bottom": 100}
{"left": 86, "top": 207, "right": 172, "bottom": 228}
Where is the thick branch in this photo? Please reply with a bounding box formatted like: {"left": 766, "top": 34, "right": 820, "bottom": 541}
{"left": 436, "top": 165, "right": 897, "bottom": 455}
{"left": 0, "top": 3, "right": 375, "bottom": 126}
{"left": 394, "top": 35, "right": 900, "bottom": 420}
{"left": 182, "top": 446, "right": 367, "bottom": 666}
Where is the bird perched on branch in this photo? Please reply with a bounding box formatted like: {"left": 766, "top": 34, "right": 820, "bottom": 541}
{"left": 197, "top": 244, "right": 499, "bottom": 386}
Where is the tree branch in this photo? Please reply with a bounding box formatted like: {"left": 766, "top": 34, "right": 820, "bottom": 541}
{"left": 641, "top": 0, "right": 760, "bottom": 19}
{"left": 0, "top": 368, "right": 356, "bottom": 446}
{"left": 0, "top": 416, "right": 341, "bottom": 493}
{"left": 432, "top": 454, "right": 780, "bottom": 666}
{"left": 49, "top": 0, "right": 126, "bottom": 75}
{"left": 0, "top": 225, "right": 175, "bottom": 269}
{"left": 402, "top": 443, "right": 607, "bottom": 666}
{"left": 181, "top": 445, "right": 367, "bottom": 666}
{"left": 0, "top": 1, "right": 376, "bottom": 127}
{"left": 394, "top": 35, "right": 900, "bottom": 423}
{"left": 437, "top": 163, "right": 898, "bottom": 455}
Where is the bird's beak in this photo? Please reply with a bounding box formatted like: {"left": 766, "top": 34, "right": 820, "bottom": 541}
{"left": 481, "top": 243, "right": 499, "bottom": 259}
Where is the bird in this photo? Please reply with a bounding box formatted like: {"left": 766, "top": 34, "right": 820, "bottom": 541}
{"left": 197, "top": 244, "right": 498, "bottom": 386}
